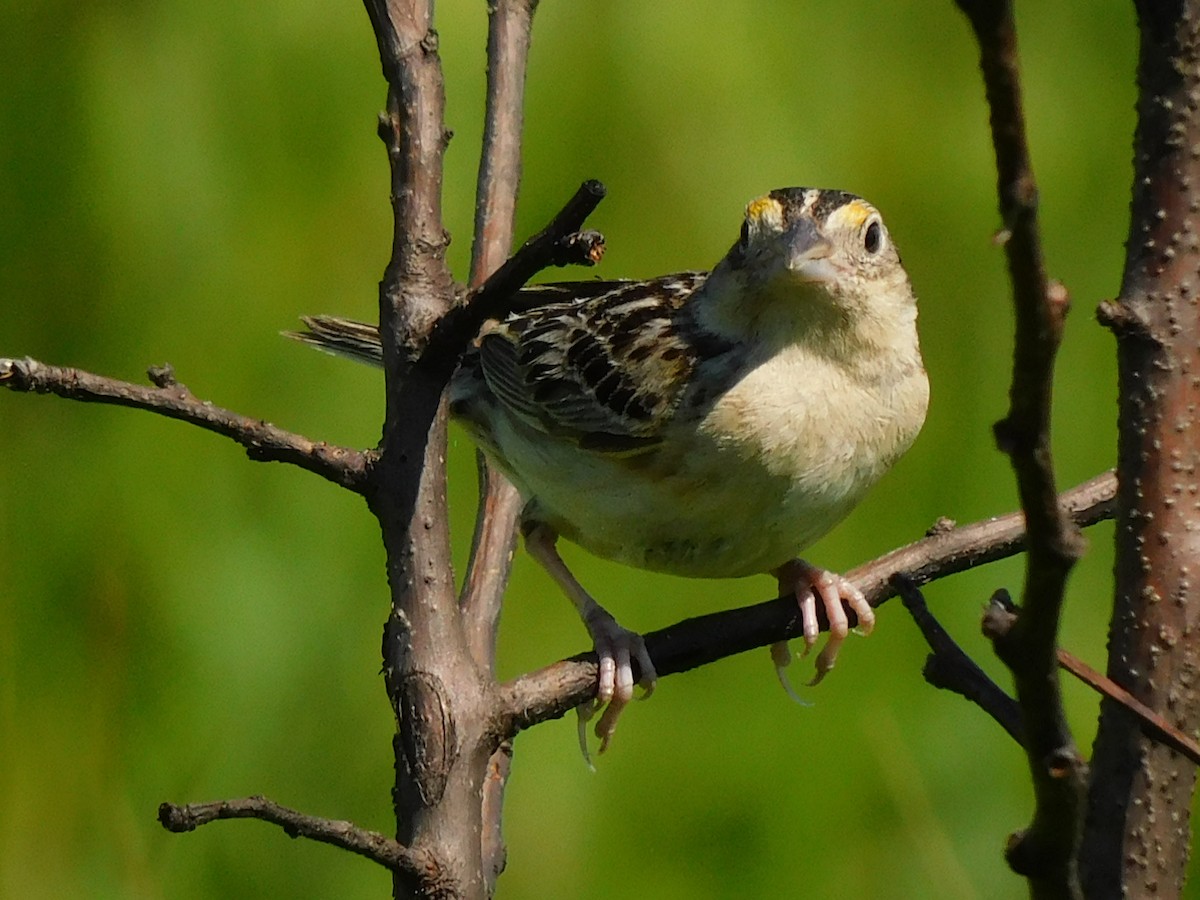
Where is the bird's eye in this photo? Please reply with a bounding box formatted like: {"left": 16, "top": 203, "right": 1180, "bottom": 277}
{"left": 863, "top": 220, "right": 883, "bottom": 254}
{"left": 739, "top": 219, "right": 751, "bottom": 248}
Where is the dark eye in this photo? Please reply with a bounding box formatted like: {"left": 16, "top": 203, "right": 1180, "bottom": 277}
{"left": 739, "top": 219, "right": 750, "bottom": 248}
{"left": 863, "top": 220, "right": 883, "bottom": 254}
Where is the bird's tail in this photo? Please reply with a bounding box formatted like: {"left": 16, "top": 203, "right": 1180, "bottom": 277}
{"left": 283, "top": 316, "right": 384, "bottom": 367}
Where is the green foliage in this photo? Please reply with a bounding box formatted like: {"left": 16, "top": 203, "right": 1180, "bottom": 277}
{"left": 1, "top": 1, "right": 1179, "bottom": 897}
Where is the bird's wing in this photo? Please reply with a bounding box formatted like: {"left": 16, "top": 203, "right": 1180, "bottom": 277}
{"left": 476, "top": 273, "right": 711, "bottom": 453}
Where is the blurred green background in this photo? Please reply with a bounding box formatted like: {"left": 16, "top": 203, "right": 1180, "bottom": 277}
{"left": 0, "top": 1, "right": 1178, "bottom": 897}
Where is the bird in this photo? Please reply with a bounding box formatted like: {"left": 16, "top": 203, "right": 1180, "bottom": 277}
{"left": 289, "top": 187, "right": 929, "bottom": 756}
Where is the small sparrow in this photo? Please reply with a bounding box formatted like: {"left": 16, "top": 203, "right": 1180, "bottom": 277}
{"left": 290, "top": 187, "right": 928, "bottom": 754}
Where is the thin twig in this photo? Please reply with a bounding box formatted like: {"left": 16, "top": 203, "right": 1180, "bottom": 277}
{"left": 957, "top": 1, "right": 1086, "bottom": 894}
{"left": 0, "top": 357, "right": 370, "bottom": 490}
{"left": 892, "top": 575, "right": 1024, "bottom": 744}
{"left": 891, "top": 573, "right": 1200, "bottom": 767}
{"left": 459, "top": 0, "right": 540, "bottom": 672}
{"left": 495, "top": 470, "right": 1116, "bottom": 735}
{"left": 1057, "top": 650, "right": 1200, "bottom": 766}
{"left": 424, "top": 180, "right": 607, "bottom": 377}
{"left": 158, "top": 797, "right": 441, "bottom": 880}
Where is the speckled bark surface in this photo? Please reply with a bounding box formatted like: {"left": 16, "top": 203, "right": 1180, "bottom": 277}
{"left": 1084, "top": 4, "right": 1200, "bottom": 896}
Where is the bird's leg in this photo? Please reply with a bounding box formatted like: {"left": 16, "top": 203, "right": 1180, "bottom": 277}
{"left": 771, "top": 558, "right": 873, "bottom": 687}
{"left": 523, "top": 523, "right": 657, "bottom": 758}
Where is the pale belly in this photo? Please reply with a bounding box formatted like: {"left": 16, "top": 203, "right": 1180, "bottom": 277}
{"left": 520, "top": 443, "right": 865, "bottom": 578}
{"left": 483, "top": 388, "right": 918, "bottom": 578}
{"left": 461, "top": 344, "right": 928, "bottom": 580}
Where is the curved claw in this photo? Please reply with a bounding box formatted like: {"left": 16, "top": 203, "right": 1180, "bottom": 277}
{"left": 770, "top": 640, "right": 813, "bottom": 707}
{"left": 587, "top": 618, "right": 657, "bottom": 754}
{"left": 773, "top": 559, "right": 871, "bottom": 685}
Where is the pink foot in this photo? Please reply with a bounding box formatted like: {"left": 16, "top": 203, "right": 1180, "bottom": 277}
{"left": 577, "top": 606, "right": 656, "bottom": 764}
{"left": 773, "top": 558, "right": 873, "bottom": 686}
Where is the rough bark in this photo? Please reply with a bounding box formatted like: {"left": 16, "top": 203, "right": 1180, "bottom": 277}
{"left": 1083, "top": 3, "right": 1200, "bottom": 896}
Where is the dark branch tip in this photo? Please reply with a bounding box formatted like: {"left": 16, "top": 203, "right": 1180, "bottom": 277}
{"left": 982, "top": 589, "right": 1019, "bottom": 640}
{"left": 147, "top": 363, "right": 177, "bottom": 388}
{"left": 1096, "top": 298, "right": 1157, "bottom": 343}
{"left": 552, "top": 230, "right": 606, "bottom": 268}
{"left": 992, "top": 416, "right": 1019, "bottom": 454}
{"left": 1004, "top": 828, "right": 1030, "bottom": 867}
{"left": 925, "top": 516, "right": 957, "bottom": 537}
{"left": 158, "top": 802, "right": 194, "bottom": 832}
{"left": 1045, "top": 746, "right": 1083, "bottom": 779}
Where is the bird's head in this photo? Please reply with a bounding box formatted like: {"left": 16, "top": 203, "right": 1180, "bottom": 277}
{"left": 703, "top": 188, "right": 917, "bottom": 355}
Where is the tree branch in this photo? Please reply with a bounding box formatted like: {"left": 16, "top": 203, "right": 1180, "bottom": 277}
{"left": 461, "top": 1, "right": 542, "bottom": 890}
{"left": 894, "top": 576, "right": 1025, "bottom": 745}
{"left": 1082, "top": 4, "right": 1200, "bottom": 894}
{"left": 896, "top": 577, "right": 1200, "bottom": 768}
{"left": 495, "top": 470, "right": 1116, "bottom": 736}
{"left": 0, "top": 357, "right": 369, "bottom": 490}
{"left": 1059, "top": 650, "right": 1200, "bottom": 767}
{"left": 460, "top": 0, "right": 542, "bottom": 677}
{"left": 956, "top": 1, "right": 1086, "bottom": 894}
{"left": 158, "top": 797, "right": 444, "bottom": 883}
{"left": 359, "top": 3, "right": 480, "bottom": 899}
{"left": 425, "top": 180, "right": 606, "bottom": 375}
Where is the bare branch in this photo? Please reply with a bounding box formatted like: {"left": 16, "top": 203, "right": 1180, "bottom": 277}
{"left": 0, "top": 357, "right": 369, "bottom": 490}
{"left": 460, "top": 0, "right": 542, "bottom": 678}
{"left": 469, "top": 0, "right": 540, "bottom": 286}
{"left": 359, "top": 5, "right": 485, "bottom": 899}
{"left": 461, "top": 2, "right": 542, "bottom": 889}
{"left": 1058, "top": 651, "right": 1200, "bottom": 768}
{"left": 495, "top": 471, "right": 1116, "bottom": 735}
{"left": 891, "top": 568, "right": 1200, "bottom": 771}
{"left": 894, "top": 570, "right": 1200, "bottom": 766}
{"left": 893, "top": 576, "right": 1024, "bottom": 745}
{"left": 956, "top": 1, "right": 1086, "bottom": 893}
{"left": 158, "top": 797, "right": 442, "bottom": 881}
{"left": 435, "top": 180, "right": 607, "bottom": 363}
{"left": 1082, "top": 4, "right": 1200, "bottom": 894}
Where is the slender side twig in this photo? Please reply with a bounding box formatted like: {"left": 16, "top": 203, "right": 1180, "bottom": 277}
{"left": 892, "top": 576, "right": 1024, "bottom": 744}
{"left": 426, "top": 180, "right": 607, "bottom": 369}
{"left": 1058, "top": 651, "right": 1200, "bottom": 767}
{"left": 894, "top": 573, "right": 1200, "bottom": 767}
{"left": 495, "top": 470, "right": 1115, "bottom": 735}
{"left": 159, "top": 797, "right": 424, "bottom": 871}
{"left": 0, "top": 358, "right": 369, "bottom": 490}
{"left": 956, "top": 2, "right": 1086, "bottom": 894}
{"left": 158, "top": 797, "right": 444, "bottom": 882}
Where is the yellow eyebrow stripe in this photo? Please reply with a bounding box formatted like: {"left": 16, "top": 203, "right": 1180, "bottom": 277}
{"left": 745, "top": 195, "right": 784, "bottom": 229}
{"left": 830, "top": 199, "right": 873, "bottom": 229}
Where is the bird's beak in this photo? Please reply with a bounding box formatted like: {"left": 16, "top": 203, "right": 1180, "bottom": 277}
{"left": 786, "top": 217, "right": 836, "bottom": 284}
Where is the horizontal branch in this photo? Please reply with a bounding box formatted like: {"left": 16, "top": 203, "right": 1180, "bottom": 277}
{"left": 158, "top": 796, "right": 440, "bottom": 879}
{"left": 0, "top": 357, "right": 371, "bottom": 491}
{"left": 495, "top": 470, "right": 1116, "bottom": 735}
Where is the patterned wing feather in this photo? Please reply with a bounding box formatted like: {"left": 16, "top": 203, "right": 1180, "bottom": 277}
{"left": 476, "top": 274, "right": 710, "bottom": 451}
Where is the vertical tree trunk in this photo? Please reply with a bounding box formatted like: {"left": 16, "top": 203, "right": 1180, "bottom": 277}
{"left": 1083, "top": 2, "right": 1200, "bottom": 895}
